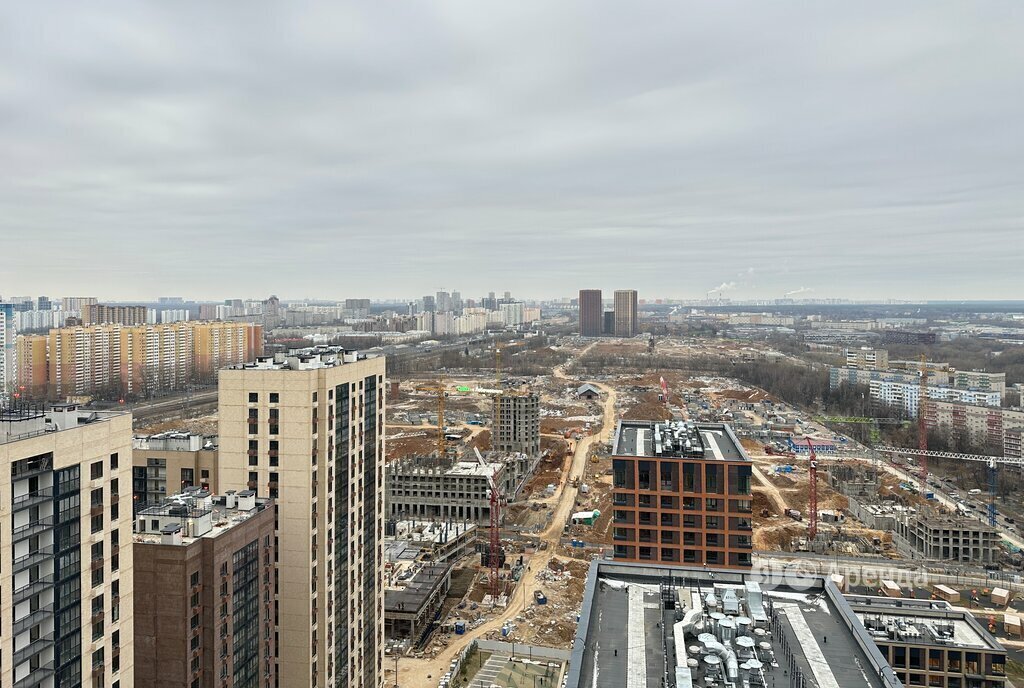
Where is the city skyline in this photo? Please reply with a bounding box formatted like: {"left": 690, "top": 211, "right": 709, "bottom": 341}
{"left": 2, "top": 3, "right": 1022, "bottom": 300}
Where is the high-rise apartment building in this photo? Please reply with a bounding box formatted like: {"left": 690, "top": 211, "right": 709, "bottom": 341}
{"left": 83, "top": 304, "right": 150, "bottom": 327}
{"left": 0, "top": 404, "right": 135, "bottom": 687}
{"left": 133, "top": 489, "right": 277, "bottom": 688}
{"left": 1, "top": 302, "right": 15, "bottom": 398}
{"left": 611, "top": 419, "right": 753, "bottom": 568}
{"left": 218, "top": 348, "right": 385, "bottom": 688}
{"left": 613, "top": 290, "right": 638, "bottom": 337}
{"left": 17, "top": 321, "right": 263, "bottom": 400}
{"left": 15, "top": 334, "right": 47, "bottom": 398}
{"left": 578, "top": 289, "right": 603, "bottom": 337}
{"left": 493, "top": 392, "right": 540, "bottom": 456}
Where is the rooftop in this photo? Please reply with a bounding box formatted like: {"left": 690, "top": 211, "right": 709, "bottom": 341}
{"left": 567, "top": 561, "right": 899, "bottom": 688}
{"left": 847, "top": 596, "right": 1004, "bottom": 652}
{"left": 132, "top": 431, "right": 216, "bottom": 452}
{"left": 384, "top": 563, "right": 452, "bottom": 615}
{"left": 134, "top": 488, "right": 272, "bottom": 545}
{"left": 227, "top": 346, "right": 380, "bottom": 371}
{"left": 613, "top": 420, "right": 749, "bottom": 462}
{"left": 1, "top": 403, "right": 126, "bottom": 445}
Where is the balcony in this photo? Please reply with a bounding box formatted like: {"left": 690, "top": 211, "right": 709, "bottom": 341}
{"left": 13, "top": 603, "right": 54, "bottom": 635}
{"left": 91, "top": 556, "right": 104, "bottom": 571}
{"left": 12, "top": 516, "right": 54, "bottom": 542}
{"left": 13, "top": 631, "right": 55, "bottom": 666}
{"left": 12, "top": 486, "right": 55, "bottom": 510}
{"left": 13, "top": 574, "right": 54, "bottom": 604}
{"left": 90, "top": 503, "right": 104, "bottom": 517}
{"left": 12, "top": 456, "right": 53, "bottom": 480}
{"left": 13, "top": 545, "right": 54, "bottom": 572}
{"left": 13, "top": 660, "right": 53, "bottom": 688}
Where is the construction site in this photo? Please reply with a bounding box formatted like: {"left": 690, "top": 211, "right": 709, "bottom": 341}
{"left": 378, "top": 334, "right": 1024, "bottom": 688}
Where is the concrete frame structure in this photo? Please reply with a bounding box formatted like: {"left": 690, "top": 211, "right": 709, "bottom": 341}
{"left": 383, "top": 563, "right": 451, "bottom": 641}
{"left": 492, "top": 391, "right": 540, "bottom": 457}
{"left": 848, "top": 595, "right": 1007, "bottom": 688}
{"left": 218, "top": 348, "right": 385, "bottom": 688}
{"left": 131, "top": 433, "right": 219, "bottom": 507}
{"left": 133, "top": 490, "right": 277, "bottom": 688}
{"left": 892, "top": 510, "right": 999, "bottom": 565}
{"left": 578, "top": 290, "right": 603, "bottom": 337}
{"left": 0, "top": 404, "right": 135, "bottom": 687}
{"left": 386, "top": 456, "right": 509, "bottom": 524}
{"left": 611, "top": 420, "right": 753, "bottom": 569}
{"left": 613, "top": 290, "right": 638, "bottom": 338}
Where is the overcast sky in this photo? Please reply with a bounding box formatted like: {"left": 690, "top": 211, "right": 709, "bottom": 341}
{"left": 2, "top": 3, "right": 1022, "bottom": 302}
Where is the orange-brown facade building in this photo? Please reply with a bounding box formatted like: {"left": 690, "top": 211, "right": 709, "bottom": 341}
{"left": 16, "top": 321, "right": 263, "bottom": 399}
{"left": 612, "top": 420, "right": 753, "bottom": 568}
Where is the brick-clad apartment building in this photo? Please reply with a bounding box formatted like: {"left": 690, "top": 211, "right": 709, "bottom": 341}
{"left": 611, "top": 420, "right": 753, "bottom": 568}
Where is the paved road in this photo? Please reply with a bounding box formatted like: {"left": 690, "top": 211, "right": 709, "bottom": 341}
{"left": 395, "top": 345, "right": 617, "bottom": 688}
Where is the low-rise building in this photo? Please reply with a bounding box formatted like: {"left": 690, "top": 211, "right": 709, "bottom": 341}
{"left": 566, "top": 560, "right": 901, "bottom": 688}
{"left": 383, "top": 563, "right": 452, "bottom": 642}
{"left": 386, "top": 456, "right": 518, "bottom": 524}
{"left": 132, "top": 489, "right": 277, "bottom": 688}
{"left": 892, "top": 509, "right": 1000, "bottom": 565}
{"left": 848, "top": 595, "right": 1007, "bottom": 688}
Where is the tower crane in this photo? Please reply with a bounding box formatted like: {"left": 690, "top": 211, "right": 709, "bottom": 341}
{"left": 918, "top": 354, "right": 929, "bottom": 489}
{"left": 807, "top": 438, "right": 818, "bottom": 540}
{"left": 876, "top": 446, "right": 1022, "bottom": 525}
{"left": 473, "top": 447, "right": 505, "bottom": 601}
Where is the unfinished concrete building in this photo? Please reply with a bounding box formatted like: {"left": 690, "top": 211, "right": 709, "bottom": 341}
{"left": 384, "top": 520, "right": 478, "bottom": 565}
{"left": 383, "top": 563, "right": 452, "bottom": 642}
{"left": 893, "top": 509, "right": 999, "bottom": 564}
{"left": 386, "top": 453, "right": 534, "bottom": 524}
{"left": 493, "top": 391, "right": 540, "bottom": 456}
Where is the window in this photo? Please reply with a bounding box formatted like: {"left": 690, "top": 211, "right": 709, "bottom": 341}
{"left": 201, "top": 469, "right": 210, "bottom": 479}
{"left": 91, "top": 461, "right": 103, "bottom": 480}
{"left": 191, "top": 571, "right": 200, "bottom": 587}
{"left": 181, "top": 468, "right": 194, "bottom": 488}
{"left": 91, "top": 513, "right": 103, "bottom": 534}
{"left": 249, "top": 392, "right": 259, "bottom": 403}
{"left": 92, "top": 565, "right": 103, "bottom": 587}
{"left": 110, "top": 452, "right": 119, "bottom": 470}
{"left": 270, "top": 393, "right": 279, "bottom": 403}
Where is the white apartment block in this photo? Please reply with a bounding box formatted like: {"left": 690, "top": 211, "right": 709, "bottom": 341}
{"left": 870, "top": 380, "right": 1001, "bottom": 418}
{"left": 1, "top": 303, "right": 15, "bottom": 398}
{"left": 0, "top": 404, "right": 134, "bottom": 687}
{"left": 218, "top": 348, "right": 385, "bottom": 688}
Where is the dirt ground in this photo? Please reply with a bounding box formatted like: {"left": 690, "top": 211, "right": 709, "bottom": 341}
{"left": 136, "top": 412, "right": 218, "bottom": 436}
{"left": 486, "top": 556, "right": 590, "bottom": 648}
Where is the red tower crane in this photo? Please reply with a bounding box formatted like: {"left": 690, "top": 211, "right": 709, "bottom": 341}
{"left": 806, "top": 438, "right": 818, "bottom": 541}
{"left": 474, "top": 448, "right": 505, "bottom": 601}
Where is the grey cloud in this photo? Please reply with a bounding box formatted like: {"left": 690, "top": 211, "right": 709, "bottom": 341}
{"left": 1, "top": 2, "right": 1021, "bottom": 300}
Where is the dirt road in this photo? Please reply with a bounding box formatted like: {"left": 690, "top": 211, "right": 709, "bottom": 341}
{"left": 751, "top": 464, "right": 789, "bottom": 514}
{"left": 395, "top": 345, "right": 617, "bottom": 688}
